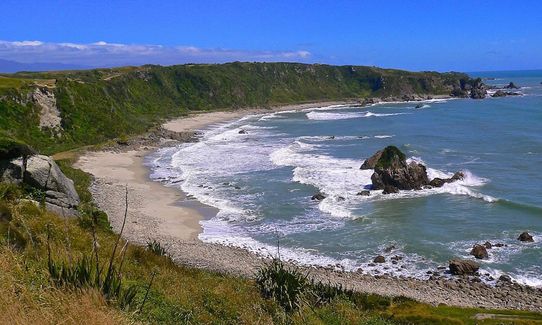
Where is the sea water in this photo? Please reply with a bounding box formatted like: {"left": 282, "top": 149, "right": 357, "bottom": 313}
{"left": 149, "top": 71, "right": 542, "bottom": 286}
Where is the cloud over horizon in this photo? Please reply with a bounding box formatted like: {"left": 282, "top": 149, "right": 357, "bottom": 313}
{"left": 0, "top": 40, "right": 312, "bottom": 68}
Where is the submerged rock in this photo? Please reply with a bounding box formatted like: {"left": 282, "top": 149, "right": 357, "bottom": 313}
{"left": 449, "top": 258, "right": 480, "bottom": 275}
{"left": 470, "top": 244, "right": 489, "bottom": 259}
{"left": 415, "top": 104, "right": 423, "bottom": 108}
{"left": 373, "top": 255, "right": 386, "bottom": 263}
{"left": 311, "top": 192, "right": 326, "bottom": 201}
{"left": 492, "top": 90, "right": 521, "bottom": 97}
{"left": 483, "top": 241, "right": 492, "bottom": 249}
{"left": 238, "top": 129, "right": 248, "bottom": 134}
{"left": 518, "top": 232, "right": 534, "bottom": 242}
{"left": 356, "top": 190, "right": 371, "bottom": 196}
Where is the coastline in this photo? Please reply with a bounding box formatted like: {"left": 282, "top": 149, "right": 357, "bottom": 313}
{"left": 75, "top": 99, "right": 542, "bottom": 312}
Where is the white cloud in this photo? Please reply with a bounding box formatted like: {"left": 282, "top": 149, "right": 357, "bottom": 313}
{"left": 0, "top": 40, "right": 312, "bottom": 67}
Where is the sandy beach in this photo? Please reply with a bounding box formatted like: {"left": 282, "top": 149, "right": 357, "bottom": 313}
{"left": 75, "top": 101, "right": 542, "bottom": 312}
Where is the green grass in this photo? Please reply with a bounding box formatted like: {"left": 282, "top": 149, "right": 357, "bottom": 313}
{"left": 1, "top": 171, "right": 541, "bottom": 323}
{"left": 0, "top": 62, "right": 473, "bottom": 155}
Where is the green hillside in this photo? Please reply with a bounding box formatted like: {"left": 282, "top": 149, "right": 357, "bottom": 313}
{"left": 1, "top": 62, "right": 472, "bottom": 154}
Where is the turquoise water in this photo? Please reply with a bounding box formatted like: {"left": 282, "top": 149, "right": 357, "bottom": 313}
{"left": 150, "top": 71, "right": 542, "bottom": 286}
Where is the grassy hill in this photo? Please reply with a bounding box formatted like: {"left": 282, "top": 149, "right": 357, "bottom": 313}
{"left": 1, "top": 62, "right": 472, "bottom": 154}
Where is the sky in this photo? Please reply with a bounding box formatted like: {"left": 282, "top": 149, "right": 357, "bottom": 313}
{"left": 0, "top": 0, "right": 541, "bottom": 72}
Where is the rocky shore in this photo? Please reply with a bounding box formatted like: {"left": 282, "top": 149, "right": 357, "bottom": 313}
{"left": 77, "top": 101, "right": 542, "bottom": 313}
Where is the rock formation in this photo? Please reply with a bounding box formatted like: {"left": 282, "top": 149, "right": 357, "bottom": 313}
{"left": 470, "top": 244, "right": 489, "bottom": 259}
{"left": 504, "top": 82, "right": 519, "bottom": 89}
{"left": 363, "top": 146, "right": 463, "bottom": 194}
{"left": 1, "top": 155, "right": 80, "bottom": 216}
{"left": 311, "top": 192, "right": 326, "bottom": 201}
{"left": 517, "top": 232, "right": 534, "bottom": 242}
{"left": 492, "top": 90, "right": 521, "bottom": 97}
{"left": 449, "top": 258, "right": 480, "bottom": 275}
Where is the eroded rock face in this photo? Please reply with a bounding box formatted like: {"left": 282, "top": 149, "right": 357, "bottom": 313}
{"left": 504, "top": 82, "right": 519, "bottom": 89}
{"left": 449, "top": 258, "right": 480, "bottom": 275}
{"left": 360, "top": 150, "right": 383, "bottom": 170}
{"left": 0, "top": 155, "right": 80, "bottom": 216}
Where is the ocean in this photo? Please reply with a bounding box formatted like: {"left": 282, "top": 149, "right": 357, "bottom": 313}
{"left": 149, "top": 70, "right": 542, "bottom": 287}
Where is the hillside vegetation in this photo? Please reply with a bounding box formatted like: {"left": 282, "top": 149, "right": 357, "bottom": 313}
{"left": 0, "top": 62, "right": 472, "bottom": 154}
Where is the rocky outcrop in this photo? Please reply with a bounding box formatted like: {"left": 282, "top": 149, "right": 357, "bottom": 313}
{"left": 31, "top": 87, "right": 63, "bottom": 134}
{"left": 373, "top": 255, "right": 386, "bottom": 263}
{"left": 0, "top": 155, "right": 80, "bottom": 216}
{"left": 369, "top": 146, "right": 429, "bottom": 192}
{"left": 504, "top": 82, "right": 519, "bottom": 89}
{"left": 449, "top": 259, "right": 480, "bottom": 275}
{"left": 492, "top": 90, "right": 521, "bottom": 97}
{"left": 428, "top": 172, "right": 464, "bottom": 187}
{"left": 469, "top": 80, "right": 487, "bottom": 99}
{"left": 470, "top": 244, "right": 489, "bottom": 259}
{"left": 364, "top": 146, "right": 465, "bottom": 194}
{"left": 518, "top": 232, "right": 534, "bottom": 242}
{"left": 365, "top": 146, "right": 463, "bottom": 194}
{"left": 311, "top": 192, "right": 326, "bottom": 201}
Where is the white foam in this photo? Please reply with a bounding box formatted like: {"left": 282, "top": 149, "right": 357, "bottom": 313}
{"left": 374, "top": 135, "right": 394, "bottom": 138}
{"left": 306, "top": 111, "right": 409, "bottom": 121}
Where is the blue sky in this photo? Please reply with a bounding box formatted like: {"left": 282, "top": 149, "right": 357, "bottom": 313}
{"left": 0, "top": 0, "right": 541, "bottom": 71}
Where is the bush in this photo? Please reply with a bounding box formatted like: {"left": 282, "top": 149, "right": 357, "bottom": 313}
{"left": 256, "top": 258, "right": 309, "bottom": 312}
{"left": 146, "top": 239, "right": 168, "bottom": 257}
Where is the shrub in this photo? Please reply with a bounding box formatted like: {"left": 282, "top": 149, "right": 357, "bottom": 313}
{"left": 256, "top": 258, "right": 309, "bottom": 312}
{"left": 146, "top": 239, "right": 168, "bottom": 257}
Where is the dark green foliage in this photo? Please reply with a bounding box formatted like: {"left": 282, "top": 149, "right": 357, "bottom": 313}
{"left": 0, "top": 134, "right": 35, "bottom": 159}
{"left": 375, "top": 145, "right": 406, "bottom": 169}
{"left": 146, "top": 239, "right": 168, "bottom": 257}
{"left": 256, "top": 258, "right": 309, "bottom": 312}
{"left": 0, "top": 63, "right": 472, "bottom": 154}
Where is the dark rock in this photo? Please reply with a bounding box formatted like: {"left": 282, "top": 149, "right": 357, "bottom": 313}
{"left": 504, "top": 82, "right": 519, "bottom": 89}
{"left": 337, "top": 196, "right": 345, "bottom": 201}
{"left": 498, "top": 274, "right": 512, "bottom": 283}
{"left": 470, "top": 244, "right": 489, "bottom": 259}
{"left": 451, "top": 86, "right": 469, "bottom": 98}
{"left": 360, "top": 150, "right": 383, "bottom": 169}
{"left": 356, "top": 190, "right": 370, "bottom": 196}
{"left": 470, "top": 87, "right": 487, "bottom": 99}
{"left": 238, "top": 129, "right": 248, "bottom": 134}
{"left": 370, "top": 146, "right": 429, "bottom": 192}
{"left": 382, "top": 185, "right": 399, "bottom": 194}
{"left": 361, "top": 98, "right": 379, "bottom": 106}
{"left": 328, "top": 136, "right": 335, "bottom": 140}
{"left": 449, "top": 258, "right": 480, "bottom": 275}
{"left": 311, "top": 192, "right": 326, "bottom": 201}
{"left": 492, "top": 90, "right": 507, "bottom": 97}
{"left": 492, "top": 90, "right": 522, "bottom": 97}
{"left": 493, "top": 243, "right": 505, "bottom": 247}
{"left": 429, "top": 172, "right": 464, "bottom": 188}
{"left": 384, "top": 245, "right": 396, "bottom": 253}
{"left": 518, "top": 231, "right": 534, "bottom": 242}
{"left": 483, "top": 241, "right": 492, "bottom": 249}
{"left": 373, "top": 255, "right": 386, "bottom": 263}
{"left": 402, "top": 94, "right": 416, "bottom": 102}
{"left": 415, "top": 104, "right": 423, "bottom": 108}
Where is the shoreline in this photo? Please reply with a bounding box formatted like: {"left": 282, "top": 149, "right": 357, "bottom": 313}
{"left": 75, "top": 99, "right": 542, "bottom": 312}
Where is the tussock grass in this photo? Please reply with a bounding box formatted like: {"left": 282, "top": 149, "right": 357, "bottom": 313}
{"left": 1, "top": 171, "right": 542, "bottom": 323}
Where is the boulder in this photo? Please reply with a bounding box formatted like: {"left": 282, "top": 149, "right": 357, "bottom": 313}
{"left": 504, "top": 82, "right": 519, "bottom": 89}
{"left": 0, "top": 155, "right": 80, "bottom": 216}
{"left": 483, "top": 241, "right": 492, "bottom": 249}
{"left": 373, "top": 255, "right": 386, "bottom": 263}
{"left": 415, "top": 104, "right": 423, "bottom": 108}
{"left": 360, "top": 150, "right": 383, "bottom": 169}
{"left": 238, "top": 129, "right": 248, "bottom": 134}
{"left": 311, "top": 192, "right": 326, "bottom": 201}
{"left": 356, "top": 190, "right": 370, "bottom": 196}
{"left": 429, "top": 172, "right": 464, "bottom": 188}
{"left": 517, "top": 232, "right": 534, "bottom": 242}
{"left": 370, "top": 146, "right": 429, "bottom": 192}
{"left": 470, "top": 244, "right": 489, "bottom": 259}
{"left": 498, "top": 274, "right": 512, "bottom": 283}
{"left": 449, "top": 258, "right": 480, "bottom": 275}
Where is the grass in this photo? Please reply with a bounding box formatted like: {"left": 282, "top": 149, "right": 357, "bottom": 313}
{"left": 1, "top": 164, "right": 542, "bottom": 323}
{"left": 0, "top": 62, "right": 473, "bottom": 154}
